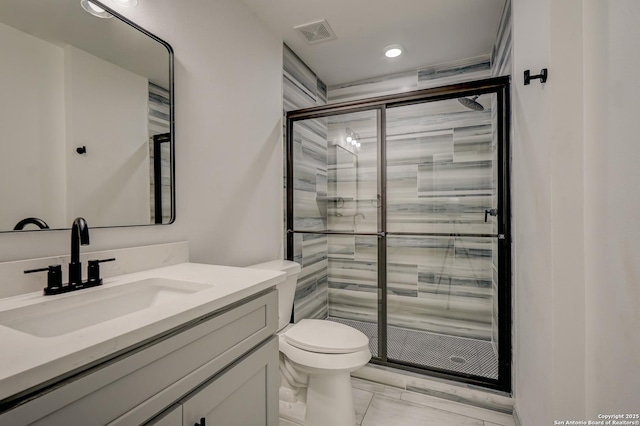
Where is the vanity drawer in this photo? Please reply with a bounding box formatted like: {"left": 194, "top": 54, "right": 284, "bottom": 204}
{"left": 0, "top": 289, "right": 277, "bottom": 426}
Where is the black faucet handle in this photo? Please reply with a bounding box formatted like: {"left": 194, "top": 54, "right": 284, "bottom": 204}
{"left": 25, "top": 265, "right": 63, "bottom": 294}
{"left": 87, "top": 258, "right": 116, "bottom": 284}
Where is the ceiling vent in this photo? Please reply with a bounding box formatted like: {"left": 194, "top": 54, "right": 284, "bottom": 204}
{"left": 294, "top": 19, "right": 337, "bottom": 45}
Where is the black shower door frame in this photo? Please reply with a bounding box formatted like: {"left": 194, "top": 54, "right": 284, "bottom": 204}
{"left": 286, "top": 76, "right": 512, "bottom": 392}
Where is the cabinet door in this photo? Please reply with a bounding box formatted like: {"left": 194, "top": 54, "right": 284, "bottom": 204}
{"left": 181, "top": 336, "right": 279, "bottom": 426}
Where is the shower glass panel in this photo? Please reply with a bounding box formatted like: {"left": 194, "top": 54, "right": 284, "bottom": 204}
{"left": 386, "top": 98, "right": 497, "bottom": 235}
{"left": 286, "top": 78, "right": 510, "bottom": 391}
{"left": 289, "top": 110, "right": 380, "bottom": 354}
{"left": 328, "top": 235, "right": 380, "bottom": 358}
{"left": 385, "top": 97, "right": 500, "bottom": 380}
{"left": 386, "top": 235, "right": 499, "bottom": 379}
{"left": 292, "top": 117, "right": 330, "bottom": 233}
{"left": 326, "top": 111, "right": 379, "bottom": 234}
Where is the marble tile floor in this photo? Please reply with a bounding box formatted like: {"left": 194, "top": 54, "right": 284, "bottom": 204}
{"left": 279, "top": 377, "right": 515, "bottom": 426}
{"left": 328, "top": 317, "right": 499, "bottom": 380}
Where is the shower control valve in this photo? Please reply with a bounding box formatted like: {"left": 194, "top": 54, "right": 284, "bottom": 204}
{"left": 484, "top": 208, "right": 498, "bottom": 222}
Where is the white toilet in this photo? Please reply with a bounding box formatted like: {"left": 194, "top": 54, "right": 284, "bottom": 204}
{"left": 249, "top": 260, "right": 371, "bottom": 426}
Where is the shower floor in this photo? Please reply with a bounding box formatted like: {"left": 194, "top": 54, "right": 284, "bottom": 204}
{"left": 328, "top": 317, "right": 499, "bottom": 380}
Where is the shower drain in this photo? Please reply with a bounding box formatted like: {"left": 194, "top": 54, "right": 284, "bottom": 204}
{"left": 449, "top": 355, "right": 467, "bottom": 364}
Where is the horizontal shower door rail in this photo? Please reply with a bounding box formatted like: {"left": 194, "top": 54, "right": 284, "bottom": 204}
{"left": 287, "top": 77, "right": 510, "bottom": 121}
{"left": 289, "top": 230, "right": 505, "bottom": 239}
{"left": 288, "top": 230, "right": 382, "bottom": 237}
{"left": 385, "top": 231, "right": 505, "bottom": 239}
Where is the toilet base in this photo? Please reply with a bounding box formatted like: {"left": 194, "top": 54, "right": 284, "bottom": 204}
{"left": 279, "top": 372, "right": 356, "bottom": 426}
{"left": 305, "top": 372, "right": 356, "bottom": 426}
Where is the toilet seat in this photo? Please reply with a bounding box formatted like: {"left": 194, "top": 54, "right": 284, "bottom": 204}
{"left": 283, "top": 319, "right": 369, "bottom": 354}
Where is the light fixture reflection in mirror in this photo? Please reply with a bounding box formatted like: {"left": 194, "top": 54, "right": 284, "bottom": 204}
{"left": 346, "top": 128, "right": 359, "bottom": 146}
{"left": 343, "top": 128, "right": 361, "bottom": 152}
{"left": 80, "top": 0, "right": 113, "bottom": 18}
{"left": 113, "top": 0, "right": 139, "bottom": 7}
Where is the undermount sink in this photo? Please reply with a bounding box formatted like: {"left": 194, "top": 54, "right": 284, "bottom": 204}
{"left": 0, "top": 278, "right": 213, "bottom": 338}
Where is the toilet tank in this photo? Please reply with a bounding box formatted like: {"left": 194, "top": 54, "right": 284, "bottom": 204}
{"left": 248, "top": 260, "right": 301, "bottom": 331}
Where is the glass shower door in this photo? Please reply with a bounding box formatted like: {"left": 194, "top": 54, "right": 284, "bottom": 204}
{"left": 384, "top": 96, "right": 502, "bottom": 379}
{"left": 288, "top": 109, "right": 382, "bottom": 358}
{"left": 286, "top": 77, "right": 511, "bottom": 391}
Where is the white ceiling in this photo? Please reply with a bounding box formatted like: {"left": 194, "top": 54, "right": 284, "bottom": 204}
{"left": 241, "top": 0, "right": 506, "bottom": 86}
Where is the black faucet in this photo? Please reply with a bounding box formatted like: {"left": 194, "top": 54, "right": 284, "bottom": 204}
{"left": 13, "top": 217, "right": 50, "bottom": 230}
{"left": 69, "top": 217, "right": 90, "bottom": 285}
{"left": 24, "top": 217, "right": 115, "bottom": 295}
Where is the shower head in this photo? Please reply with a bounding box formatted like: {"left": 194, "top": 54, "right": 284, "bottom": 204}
{"left": 458, "top": 95, "right": 484, "bottom": 111}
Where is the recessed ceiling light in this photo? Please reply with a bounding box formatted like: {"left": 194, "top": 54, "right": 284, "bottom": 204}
{"left": 80, "top": 0, "right": 113, "bottom": 18}
{"left": 113, "top": 0, "right": 139, "bottom": 7}
{"left": 384, "top": 44, "right": 404, "bottom": 58}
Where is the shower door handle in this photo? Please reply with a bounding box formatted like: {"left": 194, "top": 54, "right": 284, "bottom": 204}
{"left": 484, "top": 208, "right": 497, "bottom": 222}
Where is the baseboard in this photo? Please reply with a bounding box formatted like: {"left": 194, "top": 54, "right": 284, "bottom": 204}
{"left": 353, "top": 364, "right": 514, "bottom": 415}
{"left": 513, "top": 407, "right": 522, "bottom": 426}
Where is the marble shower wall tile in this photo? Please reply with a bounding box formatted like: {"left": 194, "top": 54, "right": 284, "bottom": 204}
{"left": 328, "top": 259, "right": 377, "bottom": 293}
{"left": 387, "top": 195, "right": 494, "bottom": 235}
{"left": 387, "top": 263, "right": 418, "bottom": 297}
{"left": 329, "top": 70, "right": 418, "bottom": 104}
{"left": 387, "top": 293, "right": 492, "bottom": 340}
{"left": 387, "top": 131, "right": 454, "bottom": 166}
{"left": 328, "top": 56, "right": 491, "bottom": 105}
{"left": 283, "top": 44, "right": 330, "bottom": 323}
{"left": 328, "top": 234, "right": 355, "bottom": 259}
{"left": 327, "top": 235, "right": 379, "bottom": 322}
{"left": 491, "top": 0, "right": 512, "bottom": 78}
{"left": 329, "top": 288, "right": 378, "bottom": 323}
{"left": 293, "top": 233, "right": 328, "bottom": 321}
{"left": 418, "top": 56, "right": 491, "bottom": 90}
{"left": 283, "top": 45, "right": 317, "bottom": 106}
{"left": 417, "top": 160, "right": 494, "bottom": 196}
{"left": 454, "top": 125, "right": 495, "bottom": 162}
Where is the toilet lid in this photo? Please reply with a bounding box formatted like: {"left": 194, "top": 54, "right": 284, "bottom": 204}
{"left": 283, "top": 319, "right": 369, "bottom": 354}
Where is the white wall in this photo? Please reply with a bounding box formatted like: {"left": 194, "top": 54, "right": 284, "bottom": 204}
{"left": 0, "top": 1, "right": 283, "bottom": 268}
{"left": 511, "top": 0, "right": 553, "bottom": 421}
{"left": 583, "top": 0, "right": 640, "bottom": 417}
{"left": 0, "top": 23, "right": 67, "bottom": 231}
{"left": 513, "top": 0, "right": 639, "bottom": 423}
{"left": 548, "top": 0, "right": 586, "bottom": 419}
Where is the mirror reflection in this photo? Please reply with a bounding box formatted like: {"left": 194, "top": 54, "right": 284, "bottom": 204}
{"left": 0, "top": 0, "right": 173, "bottom": 232}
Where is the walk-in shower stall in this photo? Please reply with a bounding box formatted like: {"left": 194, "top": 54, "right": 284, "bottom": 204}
{"left": 286, "top": 77, "right": 511, "bottom": 391}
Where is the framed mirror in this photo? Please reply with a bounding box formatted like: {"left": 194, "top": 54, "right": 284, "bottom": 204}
{"left": 0, "top": 0, "right": 174, "bottom": 232}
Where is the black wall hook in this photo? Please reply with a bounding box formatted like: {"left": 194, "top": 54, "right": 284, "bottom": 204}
{"left": 524, "top": 69, "right": 548, "bottom": 85}
{"left": 76, "top": 146, "right": 87, "bottom": 154}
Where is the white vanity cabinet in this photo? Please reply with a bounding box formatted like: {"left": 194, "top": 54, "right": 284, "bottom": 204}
{"left": 148, "top": 336, "right": 278, "bottom": 426}
{"left": 0, "top": 289, "right": 279, "bottom": 426}
{"left": 147, "top": 405, "right": 182, "bottom": 426}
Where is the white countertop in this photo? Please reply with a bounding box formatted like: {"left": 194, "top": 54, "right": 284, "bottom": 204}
{"left": 0, "top": 262, "right": 285, "bottom": 403}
